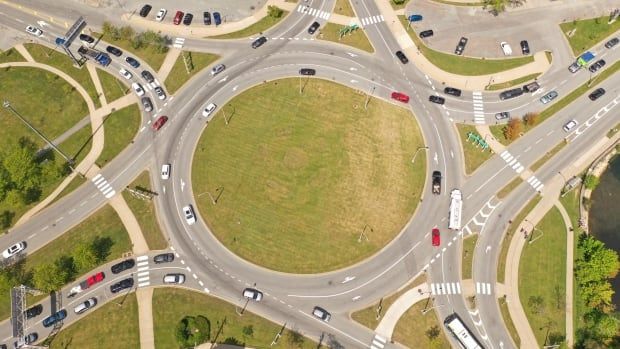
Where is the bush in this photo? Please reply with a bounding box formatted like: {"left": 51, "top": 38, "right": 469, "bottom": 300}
{"left": 268, "top": 5, "right": 284, "bottom": 18}
{"left": 392, "top": 0, "right": 406, "bottom": 4}
{"left": 175, "top": 315, "right": 210, "bottom": 347}
{"left": 523, "top": 112, "right": 539, "bottom": 126}
{"left": 502, "top": 118, "right": 522, "bottom": 140}
{"left": 583, "top": 174, "right": 599, "bottom": 190}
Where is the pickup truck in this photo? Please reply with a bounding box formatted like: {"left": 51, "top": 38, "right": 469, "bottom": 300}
{"left": 432, "top": 171, "right": 441, "bottom": 195}
{"left": 77, "top": 46, "right": 111, "bottom": 67}
{"left": 68, "top": 271, "right": 105, "bottom": 297}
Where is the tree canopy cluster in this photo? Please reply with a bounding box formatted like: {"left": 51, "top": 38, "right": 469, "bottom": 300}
{"left": 101, "top": 21, "right": 169, "bottom": 54}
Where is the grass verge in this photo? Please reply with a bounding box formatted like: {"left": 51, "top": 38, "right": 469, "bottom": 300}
{"left": 96, "top": 103, "right": 140, "bottom": 166}
{"left": 607, "top": 122, "right": 619, "bottom": 138}
{"left": 193, "top": 78, "right": 424, "bottom": 273}
{"left": 209, "top": 12, "right": 289, "bottom": 39}
{"left": 153, "top": 288, "right": 318, "bottom": 348}
{"left": 499, "top": 296, "right": 521, "bottom": 347}
{"left": 48, "top": 293, "right": 139, "bottom": 348}
{"left": 334, "top": 0, "right": 355, "bottom": 16}
{"left": 392, "top": 299, "right": 451, "bottom": 349}
{"left": 398, "top": 16, "right": 533, "bottom": 75}
{"left": 560, "top": 16, "right": 620, "bottom": 56}
{"left": 497, "top": 195, "right": 542, "bottom": 283}
{"left": 518, "top": 206, "right": 566, "bottom": 345}
{"left": 48, "top": 175, "right": 87, "bottom": 207}
{"left": 164, "top": 51, "right": 220, "bottom": 94}
{"left": 455, "top": 124, "right": 493, "bottom": 174}
{"left": 497, "top": 177, "right": 523, "bottom": 199}
{"left": 92, "top": 32, "right": 168, "bottom": 71}
{"left": 97, "top": 67, "right": 128, "bottom": 102}
{"left": 122, "top": 171, "right": 167, "bottom": 250}
{"left": 490, "top": 60, "right": 620, "bottom": 145}
{"left": 462, "top": 234, "right": 478, "bottom": 279}
{"left": 0, "top": 47, "right": 25, "bottom": 63}
{"left": 486, "top": 73, "right": 540, "bottom": 91}
{"left": 319, "top": 23, "right": 374, "bottom": 53}
{"left": 530, "top": 141, "right": 566, "bottom": 172}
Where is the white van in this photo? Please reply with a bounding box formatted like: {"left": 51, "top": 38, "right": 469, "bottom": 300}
{"left": 161, "top": 164, "right": 171, "bottom": 180}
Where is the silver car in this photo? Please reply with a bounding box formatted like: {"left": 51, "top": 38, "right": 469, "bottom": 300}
{"left": 211, "top": 64, "right": 225, "bottom": 76}
{"left": 163, "top": 273, "right": 185, "bottom": 284}
{"left": 540, "top": 91, "right": 558, "bottom": 104}
{"left": 74, "top": 297, "right": 97, "bottom": 314}
{"left": 568, "top": 62, "right": 580, "bottom": 73}
{"left": 141, "top": 97, "right": 153, "bottom": 112}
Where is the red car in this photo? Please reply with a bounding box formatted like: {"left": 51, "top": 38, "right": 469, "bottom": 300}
{"left": 173, "top": 11, "right": 184, "bottom": 25}
{"left": 153, "top": 115, "right": 168, "bottom": 131}
{"left": 432, "top": 228, "right": 440, "bottom": 246}
{"left": 391, "top": 91, "right": 410, "bottom": 103}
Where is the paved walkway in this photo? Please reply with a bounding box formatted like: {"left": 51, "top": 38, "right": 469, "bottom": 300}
{"left": 136, "top": 288, "right": 155, "bottom": 349}
{"left": 157, "top": 48, "right": 181, "bottom": 82}
{"left": 86, "top": 63, "right": 108, "bottom": 106}
{"left": 13, "top": 43, "right": 34, "bottom": 62}
{"left": 555, "top": 201, "right": 574, "bottom": 348}
{"left": 109, "top": 193, "right": 149, "bottom": 254}
{"left": 375, "top": 282, "right": 431, "bottom": 339}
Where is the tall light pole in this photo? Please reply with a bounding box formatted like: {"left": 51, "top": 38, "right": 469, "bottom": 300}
{"left": 411, "top": 146, "right": 429, "bottom": 165}
{"left": 364, "top": 85, "right": 375, "bottom": 110}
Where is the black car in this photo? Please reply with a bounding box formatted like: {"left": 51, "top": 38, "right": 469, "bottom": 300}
{"left": 25, "top": 304, "right": 43, "bottom": 319}
{"left": 395, "top": 50, "right": 408, "bottom": 64}
{"left": 455, "top": 37, "right": 468, "bottom": 55}
{"left": 604, "top": 37, "right": 619, "bottom": 49}
{"left": 106, "top": 45, "right": 122, "bottom": 57}
{"left": 308, "top": 21, "right": 320, "bottom": 35}
{"left": 429, "top": 95, "right": 445, "bottom": 104}
{"left": 499, "top": 88, "right": 523, "bottom": 100}
{"left": 203, "top": 12, "right": 211, "bottom": 25}
{"left": 588, "top": 59, "right": 606, "bottom": 73}
{"left": 299, "top": 68, "right": 316, "bottom": 76}
{"left": 110, "top": 278, "right": 134, "bottom": 293}
{"left": 111, "top": 258, "right": 135, "bottom": 274}
{"left": 444, "top": 87, "right": 461, "bottom": 97}
{"left": 125, "top": 56, "right": 140, "bottom": 68}
{"left": 520, "top": 40, "right": 530, "bottom": 55}
{"left": 153, "top": 253, "right": 174, "bottom": 264}
{"left": 141, "top": 70, "right": 155, "bottom": 83}
{"left": 588, "top": 88, "right": 605, "bottom": 101}
{"left": 79, "top": 33, "right": 95, "bottom": 45}
{"left": 139, "top": 4, "right": 152, "bottom": 17}
{"left": 252, "top": 36, "right": 268, "bottom": 49}
{"left": 183, "top": 13, "right": 193, "bottom": 26}
{"left": 419, "top": 30, "right": 434, "bottom": 38}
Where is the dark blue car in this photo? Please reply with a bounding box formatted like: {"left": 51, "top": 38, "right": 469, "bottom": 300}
{"left": 213, "top": 12, "right": 222, "bottom": 26}
{"left": 408, "top": 14, "right": 423, "bottom": 22}
{"left": 42, "top": 309, "right": 67, "bottom": 327}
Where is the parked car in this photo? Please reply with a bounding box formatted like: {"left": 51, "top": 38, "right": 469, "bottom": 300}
{"left": 24, "top": 333, "right": 38, "bottom": 345}
{"left": 522, "top": 81, "right": 540, "bottom": 93}
{"left": 79, "top": 33, "right": 95, "bottom": 45}
{"left": 213, "top": 12, "right": 222, "bottom": 26}
{"left": 119, "top": 68, "right": 132, "bottom": 79}
{"left": 252, "top": 36, "right": 268, "bottom": 49}
{"left": 211, "top": 64, "right": 225, "bottom": 76}
{"left": 25, "top": 25, "right": 43, "bottom": 37}
{"left": 563, "top": 119, "right": 578, "bottom": 132}
{"left": 183, "top": 13, "right": 193, "bottom": 26}
{"left": 42, "top": 309, "right": 67, "bottom": 328}
{"left": 203, "top": 11, "right": 211, "bottom": 25}
{"left": 139, "top": 4, "right": 152, "bottom": 17}
{"left": 74, "top": 297, "right": 97, "bottom": 314}
{"left": 391, "top": 92, "right": 410, "bottom": 103}
{"left": 540, "top": 90, "right": 558, "bottom": 104}
{"left": 243, "top": 288, "right": 263, "bottom": 301}
{"left": 408, "top": 14, "right": 423, "bottom": 22}
{"left": 110, "top": 278, "right": 134, "bottom": 293}
{"left": 141, "top": 97, "right": 153, "bottom": 112}
{"left": 419, "top": 30, "right": 434, "bottom": 38}
{"left": 106, "top": 45, "right": 122, "bottom": 57}
{"left": 588, "top": 59, "right": 606, "bottom": 73}
{"left": 202, "top": 103, "right": 217, "bottom": 117}
{"left": 444, "top": 87, "right": 461, "bottom": 97}
{"left": 182, "top": 205, "right": 196, "bottom": 225}
{"left": 125, "top": 56, "right": 140, "bottom": 68}
{"left": 455, "top": 37, "right": 468, "bottom": 55}
{"left": 500, "top": 41, "right": 512, "bottom": 56}
{"left": 604, "top": 37, "right": 619, "bottom": 49}
{"left": 432, "top": 228, "right": 440, "bottom": 246}
{"left": 499, "top": 88, "right": 523, "bottom": 100}
{"left": 173, "top": 11, "right": 184, "bottom": 25}
{"left": 568, "top": 62, "right": 581, "bottom": 73}
{"left": 429, "top": 95, "right": 445, "bottom": 104}
{"left": 153, "top": 252, "right": 174, "bottom": 263}
{"left": 161, "top": 164, "right": 171, "bottom": 180}
{"left": 152, "top": 115, "right": 168, "bottom": 131}
{"left": 308, "top": 21, "right": 320, "bottom": 35}
{"left": 154, "top": 86, "right": 166, "bottom": 100}
{"left": 141, "top": 70, "right": 155, "bottom": 83}
{"left": 155, "top": 8, "right": 167, "bottom": 22}
{"left": 395, "top": 50, "right": 408, "bottom": 64}
{"left": 25, "top": 304, "right": 43, "bottom": 319}
{"left": 299, "top": 68, "right": 316, "bottom": 76}
{"left": 111, "top": 258, "right": 135, "bottom": 274}
{"left": 312, "top": 306, "right": 331, "bottom": 322}
{"left": 495, "top": 111, "right": 510, "bottom": 121}
{"left": 520, "top": 40, "right": 530, "bottom": 54}
{"left": 588, "top": 88, "right": 605, "bottom": 101}
{"left": 2, "top": 242, "right": 25, "bottom": 259}
{"left": 163, "top": 273, "right": 185, "bottom": 284}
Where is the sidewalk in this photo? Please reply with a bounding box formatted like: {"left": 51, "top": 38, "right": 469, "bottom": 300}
{"left": 156, "top": 48, "right": 181, "bottom": 81}
{"left": 13, "top": 43, "right": 35, "bottom": 62}
{"left": 375, "top": 283, "right": 431, "bottom": 339}
{"left": 555, "top": 201, "right": 574, "bottom": 348}
{"left": 136, "top": 288, "right": 155, "bottom": 349}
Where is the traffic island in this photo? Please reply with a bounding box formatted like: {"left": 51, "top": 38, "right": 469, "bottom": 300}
{"left": 455, "top": 124, "right": 493, "bottom": 174}
{"left": 318, "top": 23, "right": 375, "bottom": 53}
{"left": 560, "top": 15, "right": 620, "bottom": 56}
{"left": 164, "top": 51, "right": 221, "bottom": 94}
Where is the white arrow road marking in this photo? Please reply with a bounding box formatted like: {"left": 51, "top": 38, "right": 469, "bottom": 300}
{"left": 532, "top": 88, "right": 545, "bottom": 96}
{"left": 181, "top": 180, "right": 185, "bottom": 192}
{"left": 218, "top": 76, "right": 228, "bottom": 83}
{"left": 342, "top": 276, "right": 356, "bottom": 283}
{"left": 349, "top": 67, "right": 357, "bottom": 71}
{"left": 486, "top": 245, "right": 491, "bottom": 253}
{"left": 350, "top": 79, "right": 358, "bottom": 83}
{"left": 232, "top": 85, "right": 238, "bottom": 91}
{"left": 434, "top": 152, "right": 438, "bottom": 164}
{"left": 37, "top": 20, "right": 48, "bottom": 27}
{"left": 162, "top": 186, "right": 166, "bottom": 194}
{"left": 352, "top": 295, "right": 361, "bottom": 301}
{"left": 346, "top": 52, "right": 357, "bottom": 57}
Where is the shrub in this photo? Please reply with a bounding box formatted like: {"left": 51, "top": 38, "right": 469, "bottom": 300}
{"left": 583, "top": 174, "right": 599, "bottom": 190}
{"left": 268, "top": 5, "right": 284, "bottom": 18}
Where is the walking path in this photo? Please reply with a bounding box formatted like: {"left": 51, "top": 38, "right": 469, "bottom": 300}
{"left": 86, "top": 63, "right": 108, "bottom": 106}
{"left": 555, "top": 201, "right": 574, "bottom": 348}
{"left": 157, "top": 48, "right": 181, "bottom": 82}
{"left": 13, "top": 43, "right": 34, "bottom": 62}
{"left": 375, "top": 283, "right": 431, "bottom": 339}
{"left": 109, "top": 193, "right": 149, "bottom": 254}
{"left": 136, "top": 288, "right": 155, "bottom": 349}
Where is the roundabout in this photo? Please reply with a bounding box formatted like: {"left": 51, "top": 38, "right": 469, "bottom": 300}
{"left": 192, "top": 78, "right": 426, "bottom": 273}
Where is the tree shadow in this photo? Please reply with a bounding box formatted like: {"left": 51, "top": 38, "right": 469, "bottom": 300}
{"left": 91, "top": 236, "right": 113, "bottom": 262}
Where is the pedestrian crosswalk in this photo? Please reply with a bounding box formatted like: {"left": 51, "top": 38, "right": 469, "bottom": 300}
{"left": 499, "top": 150, "right": 525, "bottom": 174}
{"left": 136, "top": 255, "right": 150, "bottom": 287}
{"left": 472, "top": 91, "right": 485, "bottom": 124}
{"left": 296, "top": 4, "right": 330, "bottom": 20}
{"left": 431, "top": 282, "right": 461, "bottom": 295}
{"left": 476, "top": 282, "right": 492, "bottom": 295}
{"left": 526, "top": 175, "right": 544, "bottom": 192}
{"left": 173, "top": 37, "right": 185, "bottom": 49}
{"left": 91, "top": 173, "right": 116, "bottom": 199}
{"left": 369, "top": 334, "right": 387, "bottom": 349}
{"left": 360, "top": 15, "right": 385, "bottom": 27}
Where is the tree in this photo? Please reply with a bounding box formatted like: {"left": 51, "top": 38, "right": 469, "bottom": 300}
{"left": 426, "top": 325, "right": 441, "bottom": 341}
{"left": 0, "top": 162, "right": 11, "bottom": 202}
{"left": 576, "top": 235, "right": 619, "bottom": 284}
{"left": 583, "top": 174, "right": 600, "bottom": 190}
{"left": 580, "top": 281, "right": 614, "bottom": 310}
{"left": 268, "top": 5, "right": 284, "bottom": 18}
{"left": 522, "top": 112, "right": 539, "bottom": 126}
{"left": 119, "top": 25, "right": 135, "bottom": 41}
{"left": 32, "top": 261, "right": 68, "bottom": 292}
{"left": 528, "top": 295, "right": 545, "bottom": 314}
{"left": 175, "top": 316, "right": 210, "bottom": 347}
{"left": 2, "top": 140, "right": 41, "bottom": 193}
{"left": 584, "top": 309, "right": 620, "bottom": 340}
{"left": 72, "top": 241, "right": 97, "bottom": 272}
{"left": 502, "top": 118, "right": 522, "bottom": 140}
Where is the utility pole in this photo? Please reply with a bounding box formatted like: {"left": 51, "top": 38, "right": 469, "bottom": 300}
{"left": 365, "top": 85, "right": 375, "bottom": 110}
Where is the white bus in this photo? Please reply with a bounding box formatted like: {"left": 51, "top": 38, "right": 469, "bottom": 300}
{"left": 448, "top": 189, "right": 462, "bottom": 230}
{"left": 444, "top": 313, "right": 483, "bottom": 349}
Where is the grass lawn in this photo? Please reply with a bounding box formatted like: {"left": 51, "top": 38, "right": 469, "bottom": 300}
{"left": 48, "top": 294, "right": 139, "bottom": 349}
{"left": 334, "top": 0, "right": 355, "bottom": 16}
{"left": 24, "top": 43, "right": 101, "bottom": 108}
{"left": 390, "top": 0, "right": 411, "bottom": 10}
{"left": 164, "top": 51, "right": 220, "bottom": 94}
{"left": 497, "top": 195, "right": 541, "bottom": 283}
{"left": 122, "top": 171, "right": 168, "bottom": 250}
{"left": 96, "top": 103, "right": 141, "bottom": 166}
{"left": 92, "top": 32, "right": 168, "bottom": 71}
{"left": 0, "top": 204, "right": 131, "bottom": 320}
{"left": 153, "top": 288, "right": 318, "bottom": 349}
{"left": 462, "top": 234, "right": 478, "bottom": 279}
{"left": 486, "top": 73, "right": 540, "bottom": 91}
{"left": 193, "top": 78, "right": 424, "bottom": 273}
{"left": 518, "top": 206, "right": 566, "bottom": 346}
{"left": 398, "top": 16, "right": 533, "bottom": 75}
{"left": 455, "top": 124, "right": 493, "bottom": 174}
{"left": 499, "top": 296, "right": 521, "bottom": 347}
{"left": 48, "top": 175, "right": 88, "bottom": 207}
{"left": 351, "top": 274, "right": 426, "bottom": 329}
{"left": 530, "top": 141, "right": 566, "bottom": 172}
{"left": 490, "top": 60, "right": 620, "bottom": 145}
{"left": 319, "top": 23, "right": 374, "bottom": 53}
{"left": 560, "top": 16, "right": 620, "bottom": 56}
{"left": 497, "top": 177, "right": 523, "bottom": 199}
{"left": 392, "top": 299, "right": 450, "bottom": 349}
{"left": 0, "top": 47, "right": 25, "bottom": 63}
{"left": 97, "top": 67, "right": 128, "bottom": 102}
{"left": 209, "top": 11, "right": 289, "bottom": 39}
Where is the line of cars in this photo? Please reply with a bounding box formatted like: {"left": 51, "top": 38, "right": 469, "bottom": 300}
{"left": 140, "top": 5, "right": 223, "bottom": 26}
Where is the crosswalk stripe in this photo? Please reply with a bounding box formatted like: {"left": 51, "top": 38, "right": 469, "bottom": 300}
{"left": 380, "top": 15, "right": 385, "bottom": 21}
{"left": 431, "top": 283, "right": 437, "bottom": 295}
{"left": 104, "top": 190, "right": 115, "bottom": 198}
{"left": 372, "top": 339, "right": 385, "bottom": 348}
{"left": 138, "top": 276, "right": 149, "bottom": 282}
{"left": 457, "top": 283, "right": 461, "bottom": 294}
{"left": 138, "top": 281, "right": 150, "bottom": 287}
{"left": 374, "top": 335, "right": 387, "bottom": 344}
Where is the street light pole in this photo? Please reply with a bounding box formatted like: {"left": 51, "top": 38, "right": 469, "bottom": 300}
{"left": 411, "top": 146, "right": 429, "bottom": 164}
{"left": 364, "top": 85, "right": 375, "bottom": 110}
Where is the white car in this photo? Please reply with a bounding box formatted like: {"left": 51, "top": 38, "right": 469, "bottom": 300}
{"left": 243, "top": 288, "right": 263, "bottom": 301}
{"left": 312, "top": 306, "right": 331, "bottom": 322}
{"left": 2, "top": 241, "right": 26, "bottom": 259}
{"left": 182, "top": 205, "right": 196, "bottom": 225}
{"left": 202, "top": 103, "right": 217, "bottom": 117}
{"left": 119, "top": 68, "right": 132, "bottom": 80}
{"left": 563, "top": 119, "right": 578, "bottom": 132}
{"left": 500, "top": 42, "right": 512, "bottom": 56}
{"left": 132, "top": 82, "right": 145, "bottom": 96}
{"left": 163, "top": 273, "right": 185, "bottom": 284}
{"left": 154, "top": 86, "right": 166, "bottom": 100}
{"left": 155, "top": 8, "right": 167, "bottom": 22}
{"left": 25, "top": 25, "right": 43, "bottom": 37}
{"left": 161, "top": 164, "right": 171, "bottom": 180}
